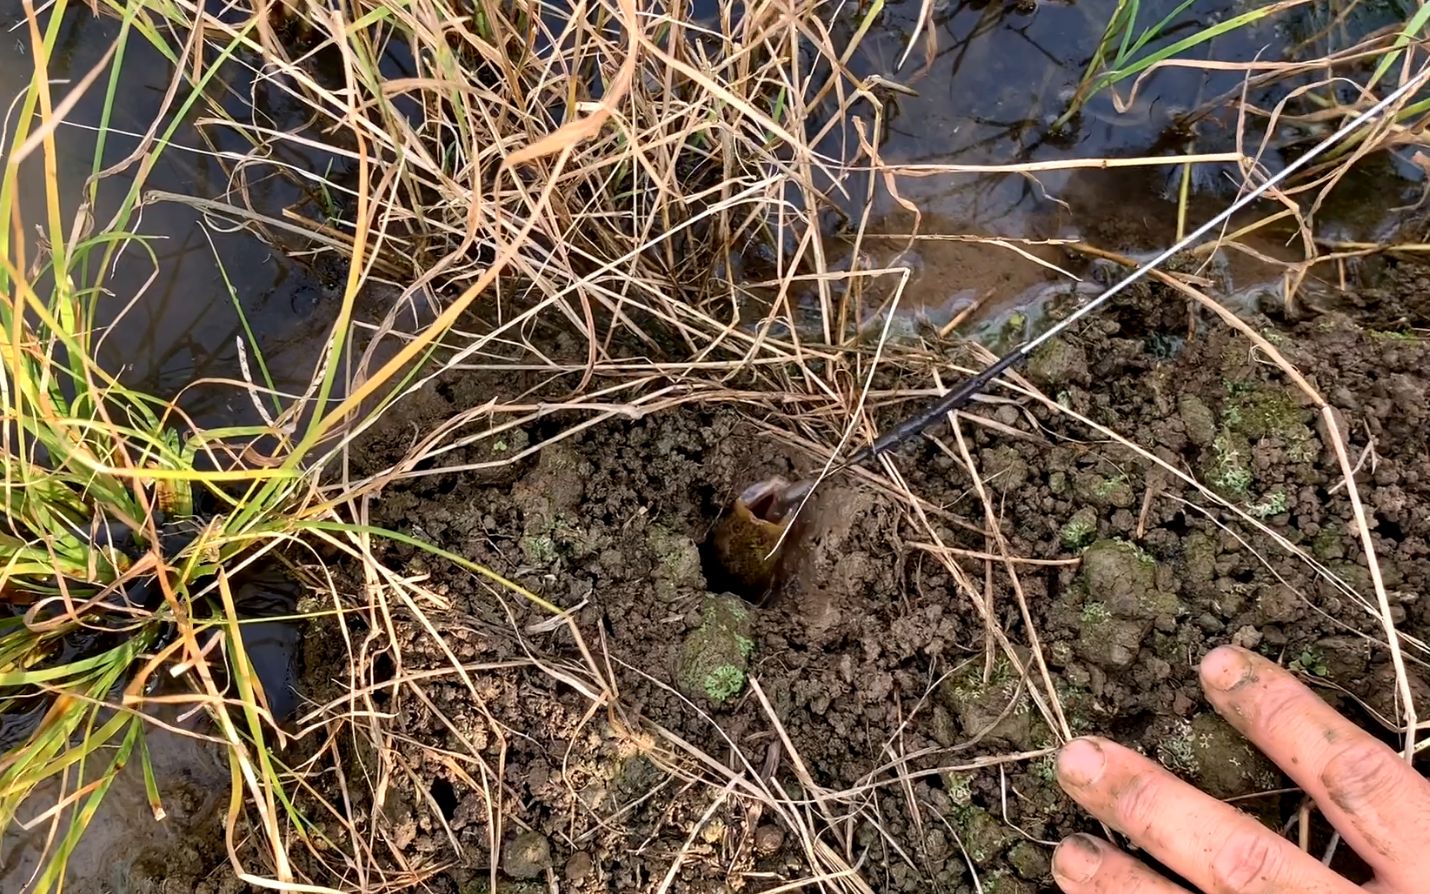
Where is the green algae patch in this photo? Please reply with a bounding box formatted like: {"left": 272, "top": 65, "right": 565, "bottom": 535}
{"left": 1222, "top": 381, "right": 1317, "bottom": 462}
{"left": 1205, "top": 428, "right": 1254, "bottom": 498}
{"left": 1223, "top": 382, "right": 1307, "bottom": 440}
{"left": 1074, "top": 471, "right": 1135, "bottom": 509}
{"left": 1060, "top": 506, "right": 1098, "bottom": 550}
{"left": 677, "top": 595, "right": 754, "bottom": 704}
{"left": 1202, "top": 380, "right": 1315, "bottom": 503}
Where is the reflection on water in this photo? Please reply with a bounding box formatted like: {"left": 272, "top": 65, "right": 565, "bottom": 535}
{"left": 782, "top": 0, "right": 1422, "bottom": 332}
{"left": 0, "top": 0, "right": 350, "bottom": 428}
{"left": 829, "top": 0, "right": 1413, "bottom": 221}
{"left": 5, "top": 0, "right": 1418, "bottom": 395}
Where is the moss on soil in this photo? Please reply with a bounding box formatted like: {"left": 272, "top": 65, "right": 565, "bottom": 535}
{"left": 677, "top": 595, "right": 754, "bottom": 704}
{"left": 1060, "top": 506, "right": 1098, "bottom": 550}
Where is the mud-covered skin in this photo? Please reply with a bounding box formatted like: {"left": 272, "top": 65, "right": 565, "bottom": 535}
{"left": 705, "top": 477, "right": 795, "bottom": 598}
{"left": 268, "top": 269, "right": 1430, "bottom": 894}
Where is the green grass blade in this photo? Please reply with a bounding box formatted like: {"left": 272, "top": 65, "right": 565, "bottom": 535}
{"left": 1369, "top": 2, "right": 1430, "bottom": 89}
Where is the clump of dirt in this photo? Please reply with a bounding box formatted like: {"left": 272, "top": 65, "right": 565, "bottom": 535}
{"left": 676, "top": 595, "right": 755, "bottom": 704}
{"left": 288, "top": 259, "right": 1430, "bottom": 893}
{"left": 1326, "top": 253, "right": 1430, "bottom": 330}
{"left": 1071, "top": 539, "right": 1181, "bottom": 671}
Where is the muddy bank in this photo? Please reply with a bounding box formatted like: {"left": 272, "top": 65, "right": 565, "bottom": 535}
{"left": 9, "top": 0, "right": 1428, "bottom": 888}
{"left": 257, "top": 256, "right": 1430, "bottom": 893}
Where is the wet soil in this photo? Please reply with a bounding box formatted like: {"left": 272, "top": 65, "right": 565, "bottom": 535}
{"left": 8, "top": 0, "right": 1428, "bottom": 889}
{"left": 0, "top": 717, "right": 229, "bottom": 894}
{"left": 250, "top": 257, "right": 1430, "bottom": 893}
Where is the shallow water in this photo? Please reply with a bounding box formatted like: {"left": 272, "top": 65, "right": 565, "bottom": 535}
{"left": 0, "top": 712, "right": 229, "bottom": 894}
{"left": 1, "top": 5, "right": 331, "bottom": 885}
{"left": 779, "top": 0, "right": 1423, "bottom": 337}
{"left": 0, "top": 0, "right": 351, "bottom": 426}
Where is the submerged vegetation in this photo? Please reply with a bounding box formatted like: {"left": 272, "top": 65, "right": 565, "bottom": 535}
{"left": 0, "top": 18, "right": 311, "bottom": 885}
{"left": 2, "top": 0, "right": 1429, "bottom": 889}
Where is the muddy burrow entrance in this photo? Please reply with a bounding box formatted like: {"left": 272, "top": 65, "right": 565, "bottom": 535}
{"left": 700, "top": 472, "right": 890, "bottom": 625}
{"left": 288, "top": 268, "right": 1430, "bottom": 894}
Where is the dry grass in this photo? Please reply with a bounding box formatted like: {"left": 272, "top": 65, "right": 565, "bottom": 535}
{"left": 163, "top": 0, "right": 1430, "bottom": 887}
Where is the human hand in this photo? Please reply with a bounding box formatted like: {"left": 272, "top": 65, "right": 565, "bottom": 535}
{"left": 1051, "top": 645, "right": 1430, "bottom": 893}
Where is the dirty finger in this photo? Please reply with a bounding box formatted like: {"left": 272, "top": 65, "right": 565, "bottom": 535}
{"left": 1052, "top": 833, "right": 1191, "bottom": 894}
{"left": 1200, "top": 645, "right": 1430, "bottom": 892}
{"left": 1057, "top": 737, "right": 1359, "bottom": 894}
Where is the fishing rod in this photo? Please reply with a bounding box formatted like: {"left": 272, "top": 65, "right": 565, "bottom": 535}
{"left": 777, "top": 70, "right": 1428, "bottom": 507}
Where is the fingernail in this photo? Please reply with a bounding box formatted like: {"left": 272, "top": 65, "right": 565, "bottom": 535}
{"left": 1053, "top": 834, "right": 1104, "bottom": 884}
{"left": 1202, "top": 645, "right": 1253, "bottom": 691}
{"left": 1057, "top": 738, "right": 1106, "bottom": 788}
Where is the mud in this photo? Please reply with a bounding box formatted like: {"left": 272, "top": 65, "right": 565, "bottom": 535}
{"left": 259, "top": 256, "right": 1430, "bottom": 893}
{"left": 0, "top": 717, "right": 228, "bottom": 894}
